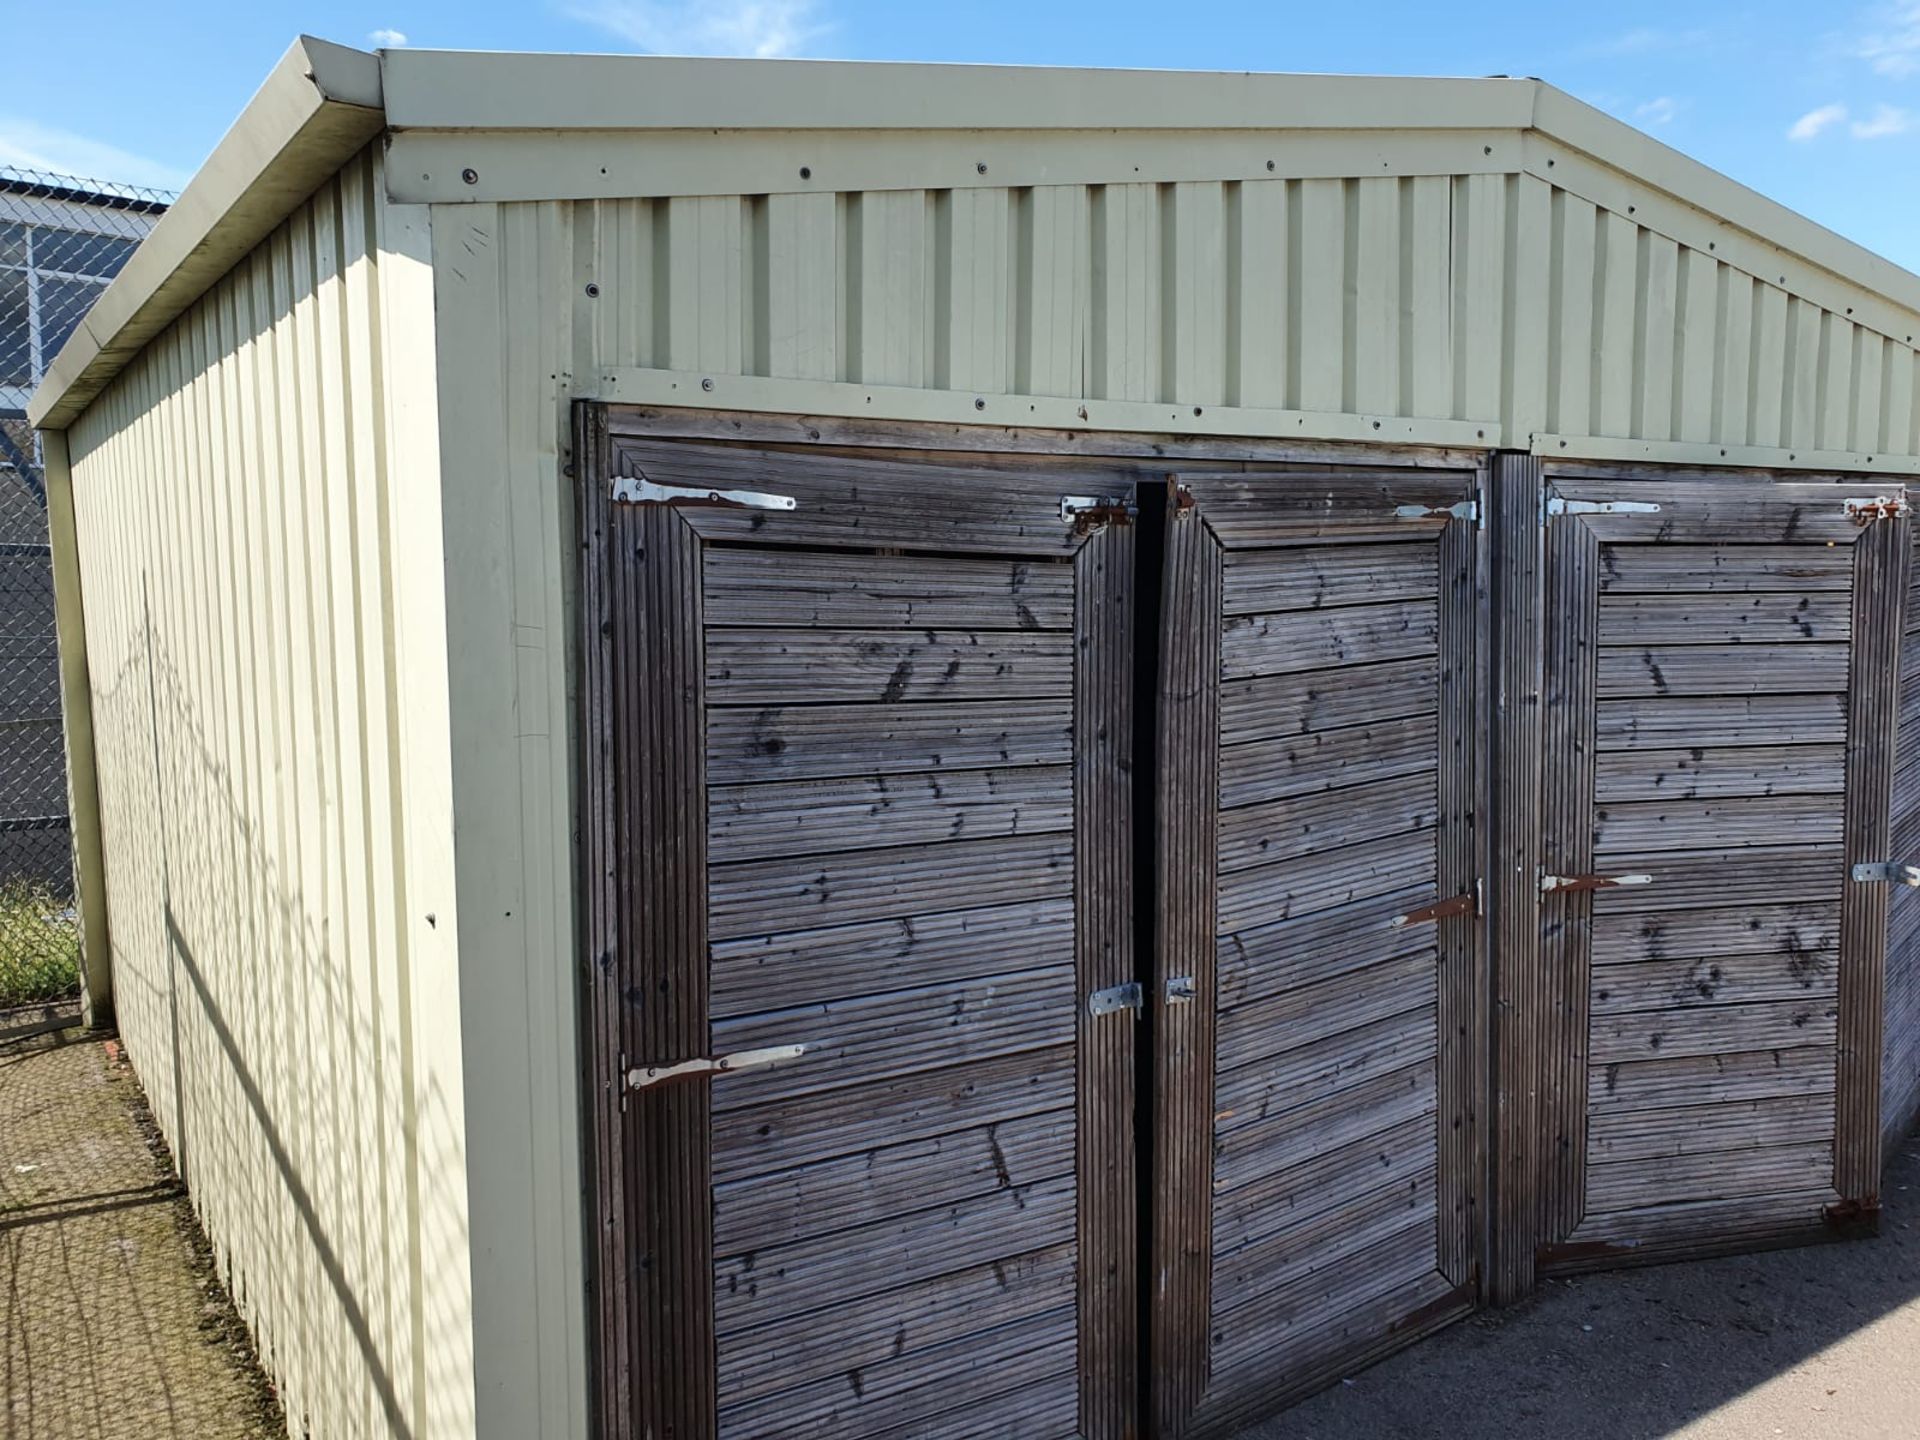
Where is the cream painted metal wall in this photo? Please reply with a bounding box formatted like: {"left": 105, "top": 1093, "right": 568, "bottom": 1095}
{"left": 530, "top": 156, "right": 1920, "bottom": 472}
{"left": 63, "top": 147, "right": 492, "bottom": 1439}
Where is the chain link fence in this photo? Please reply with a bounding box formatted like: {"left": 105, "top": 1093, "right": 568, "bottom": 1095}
{"left": 1, "top": 168, "right": 170, "bottom": 1007}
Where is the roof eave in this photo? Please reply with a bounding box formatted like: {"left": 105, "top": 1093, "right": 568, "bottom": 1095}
{"left": 29, "top": 35, "right": 384, "bottom": 432}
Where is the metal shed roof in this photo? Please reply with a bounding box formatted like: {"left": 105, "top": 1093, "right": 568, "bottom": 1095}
{"left": 29, "top": 36, "right": 1920, "bottom": 434}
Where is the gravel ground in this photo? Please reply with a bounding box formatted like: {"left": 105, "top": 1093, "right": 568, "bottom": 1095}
{"left": 1, "top": 1025, "right": 283, "bottom": 1440}
{"left": 1251, "top": 1129, "right": 1920, "bottom": 1440}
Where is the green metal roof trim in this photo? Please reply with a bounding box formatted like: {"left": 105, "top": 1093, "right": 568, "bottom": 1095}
{"left": 31, "top": 41, "right": 1920, "bottom": 431}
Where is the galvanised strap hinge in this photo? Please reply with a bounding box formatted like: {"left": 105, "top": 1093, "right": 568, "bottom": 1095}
{"left": 625, "top": 1043, "right": 808, "bottom": 1091}
{"left": 1851, "top": 861, "right": 1920, "bottom": 887}
{"left": 1394, "top": 499, "right": 1478, "bottom": 523}
{"left": 1843, "top": 494, "right": 1910, "bottom": 524}
{"left": 612, "top": 472, "right": 797, "bottom": 511}
{"left": 1541, "top": 871, "right": 1653, "bottom": 894}
{"left": 1086, "top": 981, "right": 1144, "bottom": 1017}
{"left": 1545, "top": 496, "right": 1661, "bottom": 518}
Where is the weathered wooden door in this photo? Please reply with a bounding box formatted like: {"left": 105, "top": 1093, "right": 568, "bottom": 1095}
{"left": 1150, "top": 468, "right": 1485, "bottom": 1438}
{"left": 1526, "top": 469, "right": 1911, "bottom": 1271}
{"left": 579, "top": 430, "right": 1138, "bottom": 1440}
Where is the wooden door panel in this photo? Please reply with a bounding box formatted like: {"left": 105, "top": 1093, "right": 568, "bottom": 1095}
{"left": 581, "top": 428, "right": 1138, "bottom": 1440}
{"left": 1151, "top": 468, "right": 1484, "bottom": 1438}
{"left": 1530, "top": 470, "right": 1911, "bottom": 1272}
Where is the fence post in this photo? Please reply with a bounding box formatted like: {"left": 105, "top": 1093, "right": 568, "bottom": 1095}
{"left": 41, "top": 428, "right": 110, "bottom": 1025}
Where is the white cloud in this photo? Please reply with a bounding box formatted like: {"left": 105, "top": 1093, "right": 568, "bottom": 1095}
{"left": 1852, "top": 101, "right": 1917, "bottom": 135}
{"left": 1583, "top": 26, "right": 1716, "bottom": 59}
{"left": 369, "top": 27, "right": 409, "bottom": 46}
{"left": 1788, "top": 102, "right": 1850, "bottom": 140}
{"left": 1853, "top": 1, "right": 1920, "bottom": 76}
{"left": 1635, "top": 96, "right": 1681, "bottom": 126}
{"left": 565, "top": 0, "right": 824, "bottom": 57}
{"left": 0, "top": 115, "right": 192, "bottom": 191}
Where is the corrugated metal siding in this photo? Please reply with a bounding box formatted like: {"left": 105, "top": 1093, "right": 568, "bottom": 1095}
{"left": 559, "top": 171, "right": 1920, "bottom": 463}
{"left": 65, "top": 147, "right": 478, "bottom": 1439}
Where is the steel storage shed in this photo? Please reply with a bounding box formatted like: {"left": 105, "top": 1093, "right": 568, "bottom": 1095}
{"left": 29, "top": 34, "right": 1920, "bottom": 1440}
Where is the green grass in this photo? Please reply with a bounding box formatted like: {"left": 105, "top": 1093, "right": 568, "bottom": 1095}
{"left": 0, "top": 881, "right": 80, "bottom": 1008}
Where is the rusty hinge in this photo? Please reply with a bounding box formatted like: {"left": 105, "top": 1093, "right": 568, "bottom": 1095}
{"left": 1852, "top": 861, "right": 1920, "bottom": 887}
{"left": 1391, "top": 885, "right": 1480, "bottom": 928}
{"left": 1060, "top": 493, "right": 1138, "bottom": 532}
{"left": 1540, "top": 871, "right": 1652, "bottom": 894}
{"left": 625, "top": 1043, "right": 807, "bottom": 1091}
{"left": 1394, "top": 499, "right": 1478, "bottom": 524}
{"left": 1844, "top": 494, "right": 1909, "bottom": 524}
{"left": 612, "top": 472, "right": 796, "bottom": 511}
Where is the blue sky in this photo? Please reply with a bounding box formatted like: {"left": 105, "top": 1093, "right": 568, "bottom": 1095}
{"left": 6, "top": 1, "right": 1920, "bottom": 270}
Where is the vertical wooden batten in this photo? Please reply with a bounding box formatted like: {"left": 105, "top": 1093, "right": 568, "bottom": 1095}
{"left": 1489, "top": 452, "right": 1546, "bottom": 1304}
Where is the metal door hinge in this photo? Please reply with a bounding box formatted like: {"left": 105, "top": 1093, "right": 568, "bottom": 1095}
{"left": 1164, "top": 975, "right": 1197, "bottom": 1005}
{"left": 1844, "top": 494, "right": 1909, "bottom": 523}
{"left": 625, "top": 1043, "right": 807, "bottom": 1091}
{"left": 1087, "top": 981, "right": 1143, "bottom": 1017}
{"left": 1059, "top": 494, "right": 1138, "bottom": 528}
{"left": 1394, "top": 499, "right": 1478, "bottom": 523}
{"left": 1391, "top": 888, "right": 1479, "bottom": 928}
{"left": 1852, "top": 861, "right": 1920, "bottom": 887}
{"left": 1541, "top": 871, "right": 1653, "bottom": 894}
{"left": 612, "top": 473, "right": 797, "bottom": 510}
{"left": 1545, "top": 497, "right": 1660, "bottom": 518}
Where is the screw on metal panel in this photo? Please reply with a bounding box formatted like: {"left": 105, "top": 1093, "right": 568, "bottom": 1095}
{"left": 462, "top": 168, "right": 479, "bottom": 185}
{"left": 1484, "top": 145, "right": 1493, "bottom": 155}
{"left": 975, "top": 397, "right": 986, "bottom": 410}
{"left": 799, "top": 165, "right": 812, "bottom": 179}
{"left": 701, "top": 377, "right": 715, "bottom": 392}
{"left": 584, "top": 283, "right": 600, "bottom": 297}
{"left": 976, "top": 161, "right": 988, "bottom": 175}
{"left": 1266, "top": 159, "right": 1276, "bottom": 171}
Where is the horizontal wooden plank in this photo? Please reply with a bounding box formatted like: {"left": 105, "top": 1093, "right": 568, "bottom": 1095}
{"left": 707, "top": 628, "right": 1073, "bottom": 704}
{"left": 1596, "top": 646, "right": 1851, "bottom": 698}
{"left": 1594, "top": 794, "right": 1843, "bottom": 855}
{"left": 1216, "top": 1005, "right": 1438, "bottom": 1137}
{"left": 1596, "top": 695, "right": 1848, "bottom": 750}
{"left": 1220, "top": 656, "right": 1436, "bottom": 744}
{"left": 1548, "top": 481, "right": 1874, "bottom": 543}
{"left": 1587, "top": 1093, "right": 1837, "bottom": 1164}
{"left": 709, "top": 833, "right": 1073, "bottom": 941}
{"left": 1590, "top": 847, "right": 1844, "bottom": 914}
{"left": 709, "top": 766, "right": 1072, "bottom": 864}
{"left": 713, "top": 1111, "right": 1075, "bottom": 1256}
{"left": 1214, "top": 1157, "right": 1438, "bottom": 1316}
{"left": 711, "top": 897, "right": 1075, "bottom": 1019}
{"left": 1589, "top": 1047, "right": 1838, "bottom": 1115}
{"left": 864, "top": 1366, "right": 1079, "bottom": 1440}
{"left": 1219, "top": 949, "right": 1437, "bottom": 1076}
{"left": 708, "top": 699, "right": 1073, "bottom": 784}
{"left": 1595, "top": 544, "right": 1856, "bottom": 594}
{"left": 1217, "top": 827, "right": 1436, "bottom": 937}
{"left": 1220, "top": 772, "right": 1437, "bottom": 874}
{"left": 1221, "top": 543, "right": 1439, "bottom": 615}
{"left": 1593, "top": 744, "right": 1845, "bottom": 802}
{"left": 621, "top": 440, "right": 1084, "bottom": 555}
{"left": 711, "top": 967, "right": 1075, "bottom": 1110}
{"left": 718, "top": 1308, "right": 1076, "bottom": 1440}
{"left": 712, "top": 1174, "right": 1077, "bottom": 1333}
{"left": 1591, "top": 901, "right": 1841, "bottom": 965}
{"left": 1183, "top": 470, "right": 1475, "bottom": 548}
{"left": 1220, "top": 713, "right": 1438, "bottom": 811}
{"left": 1597, "top": 592, "right": 1851, "bottom": 646}
{"left": 1218, "top": 883, "right": 1438, "bottom": 1010}
{"left": 1214, "top": 1062, "right": 1436, "bottom": 1196}
{"left": 1586, "top": 1141, "right": 1833, "bottom": 1214}
{"left": 1221, "top": 599, "right": 1438, "bottom": 680}
{"left": 712, "top": 1047, "right": 1074, "bottom": 1182}
{"left": 1557, "top": 1188, "right": 1834, "bottom": 1262}
{"left": 703, "top": 546, "right": 1076, "bottom": 630}
{"left": 1589, "top": 996, "right": 1838, "bottom": 1065}
{"left": 714, "top": 1245, "right": 1076, "bottom": 1408}
{"left": 1591, "top": 949, "right": 1838, "bottom": 1016}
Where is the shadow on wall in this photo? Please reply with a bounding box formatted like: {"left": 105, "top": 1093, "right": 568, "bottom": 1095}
{"left": 89, "top": 593, "right": 470, "bottom": 1440}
